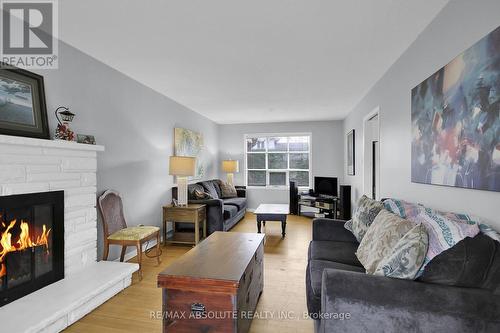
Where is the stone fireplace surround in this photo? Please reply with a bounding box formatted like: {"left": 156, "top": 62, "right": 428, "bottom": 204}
{"left": 0, "top": 134, "right": 138, "bottom": 332}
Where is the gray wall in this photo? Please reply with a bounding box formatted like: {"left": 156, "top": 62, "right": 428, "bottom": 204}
{"left": 343, "top": 0, "right": 500, "bottom": 229}
{"left": 218, "top": 121, "right": 344, "bottom": 209}
{"left": 37, "top": 42, "right": 219, "bottom": 260}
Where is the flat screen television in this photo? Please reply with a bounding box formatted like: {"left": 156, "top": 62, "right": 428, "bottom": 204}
{"left": 314, "top": 177, "right": 338, "bottom": 197}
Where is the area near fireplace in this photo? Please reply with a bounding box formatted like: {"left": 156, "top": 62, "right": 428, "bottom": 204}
{"left": 0, "top": 134, "right": 138, "bottom": 332}
{"left": 1, "top": 191, "right": 64, "bottom": 306}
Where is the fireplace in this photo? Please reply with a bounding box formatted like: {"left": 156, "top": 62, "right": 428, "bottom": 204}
{"left": 0, "top": 191, "right": 64, "bottom": 307}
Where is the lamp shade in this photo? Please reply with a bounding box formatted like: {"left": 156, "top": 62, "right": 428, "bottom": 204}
{"left": 222, "top": 160, "right": 239, "bottom": 173}
{"left": 169, "top": 156, "right": 196, "bottom": 176}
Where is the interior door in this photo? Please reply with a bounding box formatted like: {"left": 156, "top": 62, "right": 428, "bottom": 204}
{"left": 372, "top": 141, "right": 379, "bottom": 200}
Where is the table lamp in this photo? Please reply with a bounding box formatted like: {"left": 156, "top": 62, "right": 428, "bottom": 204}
{"left": 222, "top": 160, "right": 239, "bottom": 185}
{"left": 169, "top": 156, "right": 196, "bottom": 206}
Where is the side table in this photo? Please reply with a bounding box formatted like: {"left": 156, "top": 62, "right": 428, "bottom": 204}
{"left": 163, "top": 204, "right": 206, "bottom": 246}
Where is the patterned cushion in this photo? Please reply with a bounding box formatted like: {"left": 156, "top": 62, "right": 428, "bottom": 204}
{"left": 108, "top": 226, "right": 159, "bottom": 241}
{"left": 351, "top": 195, "right": 384, "bottom": 242}
{"left": 356, "top": 209, "right": 414, "bottom": 274}
{"left": 193, "top": 188, "right": 212, "bottom": 200}
{"left": 187, "top": 184, "right": 205, "bottom": 200}
{"left": 219, "top": 181, "right": 237, "bottom": 198}
{"left": 201, "top": 181, "right": 219, "bottom": 199}
{"left": 374, "top": 223, "right": 428, "bottom": 280}
{"left": 479, "top": 224, "right": 500, "bottom": 242}
{"left": 344, "top": 219, "right": 353, "bottom": 233}
{"left": 384, "top": 198, "right": 480, "bottom": 276}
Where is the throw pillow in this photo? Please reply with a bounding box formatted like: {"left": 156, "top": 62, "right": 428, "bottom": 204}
{"left": 419, "top": 233, "right": 496, "bottom": 287}
{"left": 384, "top": 198, "right": 480, "bottom": 277}
{"left": 219, "top": 181, "right": 237, "bottom": 198}
{"left": 374, "top": 223, "right": 428, "bottom": 280}
{"left": 202, "top": 181, "right": 219, "bottom": 199}
{"left": 479, "top": 224, "right": 500, "bottom": 243}
{"left": 356, "top": 209, "right": 414, "bottom": 274}
{"left": 344, "top": 219, "right": 353, "bottom": 233}
{"left": 193, "top": 188, "right": 212, "bottom": 200}
{"left": 351, "top": 195, "right": 384, "bottom": 242}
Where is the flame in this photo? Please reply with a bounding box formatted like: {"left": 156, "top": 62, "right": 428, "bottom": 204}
{"left": 0, "top": 219, "right": 51, "bottom": 278}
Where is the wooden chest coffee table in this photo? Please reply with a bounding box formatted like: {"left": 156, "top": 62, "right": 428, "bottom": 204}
{"left": 157, "top": 232, "right": 265, "bottom": 333}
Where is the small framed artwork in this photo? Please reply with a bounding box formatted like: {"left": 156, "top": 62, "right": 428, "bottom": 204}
{"left": 347, "top": 130, "right": 355, "bottom": 176}
{"left": 0, "top": 63, "right": 49, "bottom": 139}
{"left": 77, "top": 134, "right": 96, "bottom": 145}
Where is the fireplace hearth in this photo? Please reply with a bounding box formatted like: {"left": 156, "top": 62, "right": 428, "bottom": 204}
{"left": 0, "top": 191, "right": 64, "bottom": 307}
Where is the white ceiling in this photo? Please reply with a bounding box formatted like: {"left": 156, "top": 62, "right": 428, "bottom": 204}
{"left": 59, "top": 0, "right": 448, "bottom": 124}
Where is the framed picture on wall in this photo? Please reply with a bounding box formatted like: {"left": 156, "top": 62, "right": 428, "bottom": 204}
{"left": 0, "top": 63, "right": 49, "bottom": 139}
{"left": 347, "top": 129, "right": 355, "bottom": 176}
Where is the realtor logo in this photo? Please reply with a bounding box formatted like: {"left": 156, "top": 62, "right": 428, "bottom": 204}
{"left": 0, "top": 0, "right": 58, "bottom": 69}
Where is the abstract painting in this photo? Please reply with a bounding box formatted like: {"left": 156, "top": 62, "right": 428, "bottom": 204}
{"left": 174, "top": 127, "right": 205, "bottom": 180}
{"left": 411, "top": 26, "right": 500, "bottom": 192}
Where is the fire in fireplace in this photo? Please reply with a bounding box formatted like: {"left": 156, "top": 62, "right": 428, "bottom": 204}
{"left": 0, "top": 191, "right": 64, "bottom": 307}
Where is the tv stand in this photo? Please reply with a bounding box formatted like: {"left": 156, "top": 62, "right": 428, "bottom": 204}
{"left": 297, "top": 193, "right": 337, "bottom": 219}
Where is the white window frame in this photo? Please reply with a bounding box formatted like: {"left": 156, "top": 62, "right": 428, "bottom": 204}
{"left": 244, "top": 133, "right": 312, "bottom": 189}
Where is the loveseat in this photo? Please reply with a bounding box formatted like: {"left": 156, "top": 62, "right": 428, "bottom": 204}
{"left": 306, "top": 217, "right": 500, "bottom": 332}
{"left": 172, "top": 179, "right": 246, "bottom": 235}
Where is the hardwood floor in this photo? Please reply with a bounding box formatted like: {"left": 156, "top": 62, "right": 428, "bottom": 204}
{"left": 65, "top": 212, "right": 314, "bottom": 333}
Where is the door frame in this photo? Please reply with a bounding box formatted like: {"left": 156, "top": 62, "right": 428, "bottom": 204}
{"left": 362, "top": 106, "right": 380, "bottom": 199}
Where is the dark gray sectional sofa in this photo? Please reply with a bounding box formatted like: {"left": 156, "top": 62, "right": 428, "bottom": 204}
{"left": 307, "top": 218, "right": 500, "bottom": 332}
{"left": 172, "top": 179, "right": 246, "bottom": 235}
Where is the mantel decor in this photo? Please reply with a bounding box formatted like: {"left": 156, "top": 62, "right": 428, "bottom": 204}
{"left": 0, "top": 63, "right": 49, "bottom": 139}
{"left": 411, "top": 25, "right": 499, "bottom": 192}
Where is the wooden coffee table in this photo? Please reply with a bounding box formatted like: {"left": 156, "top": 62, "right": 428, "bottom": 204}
{"left": 157, "top": 232, "right": 264, "bottom": 333}
{"left": 255, "top": 204, "right": 289, "bottom": 238}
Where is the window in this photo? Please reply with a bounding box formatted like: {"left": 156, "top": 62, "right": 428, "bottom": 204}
{"left": 245, "top": 134, "right": 311, "bottom": 187}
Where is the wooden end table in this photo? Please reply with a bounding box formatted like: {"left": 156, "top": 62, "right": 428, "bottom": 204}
{"left": 163, "top": 204, "right": 206, "bottom": 246}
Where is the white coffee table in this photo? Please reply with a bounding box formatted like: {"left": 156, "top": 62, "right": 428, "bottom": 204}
{"left": 254, "top": 204, "right": 289, "bottom": 238}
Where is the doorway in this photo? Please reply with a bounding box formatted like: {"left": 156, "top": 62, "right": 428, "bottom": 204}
{"left": 363, "top": 108, "right": 380, "bottom": 200}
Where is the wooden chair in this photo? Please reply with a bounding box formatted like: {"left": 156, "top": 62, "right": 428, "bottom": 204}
{"left": 98, "top": 190, "right": 161, "bottom": 279}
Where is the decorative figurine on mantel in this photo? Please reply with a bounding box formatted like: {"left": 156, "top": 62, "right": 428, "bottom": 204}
{"left": 54, "top": 106, "right": 75, "bottom": 141}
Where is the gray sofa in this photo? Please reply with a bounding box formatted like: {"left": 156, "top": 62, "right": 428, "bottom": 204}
{"left": 306, "top": 218, "right": 500, "bottom": 332}
{"left": 172, "top": 179, "right": 246, "bottom": 235}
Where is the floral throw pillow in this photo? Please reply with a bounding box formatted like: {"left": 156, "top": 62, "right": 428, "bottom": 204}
{"left": 356, "top": 209, "right": 414, "bottom": 274}
{"left": 351, "top": 195, "right": 384, "bottom": 242}
{"left": 374, "top": 223, "right": 428, "bottom": 280}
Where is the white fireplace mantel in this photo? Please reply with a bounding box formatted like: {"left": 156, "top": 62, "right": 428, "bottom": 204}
{"left": 0, "top": 134, "right": 138, "bottom": 333}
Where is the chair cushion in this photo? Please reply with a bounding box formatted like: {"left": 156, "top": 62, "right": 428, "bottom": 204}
{"left": 356, "top": 209, "right": 414, "bottom": 274}
{"left": 309, "top": 241, "right": 362, "bottom": 267}
{"left": 223, "top": 205, "right": 238, "bottom": 220}
{"left": 108, "top": 226, "right": 159, "bottom": 241}
{"left": 351, "top": 195, "right": 384, "bottom": 242}
{"left": 223, "top": 197, "right": 247, "bottom": 210}
{"left": 201, "top": 181, "right": 220, "bottom": 199}
{"left": 309, "top": 260, "right": 364, "bottom": 297}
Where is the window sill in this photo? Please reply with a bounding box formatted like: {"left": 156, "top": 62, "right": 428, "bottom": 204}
{"left": 246, "top": 186, "right": 309, "bottom": 191}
